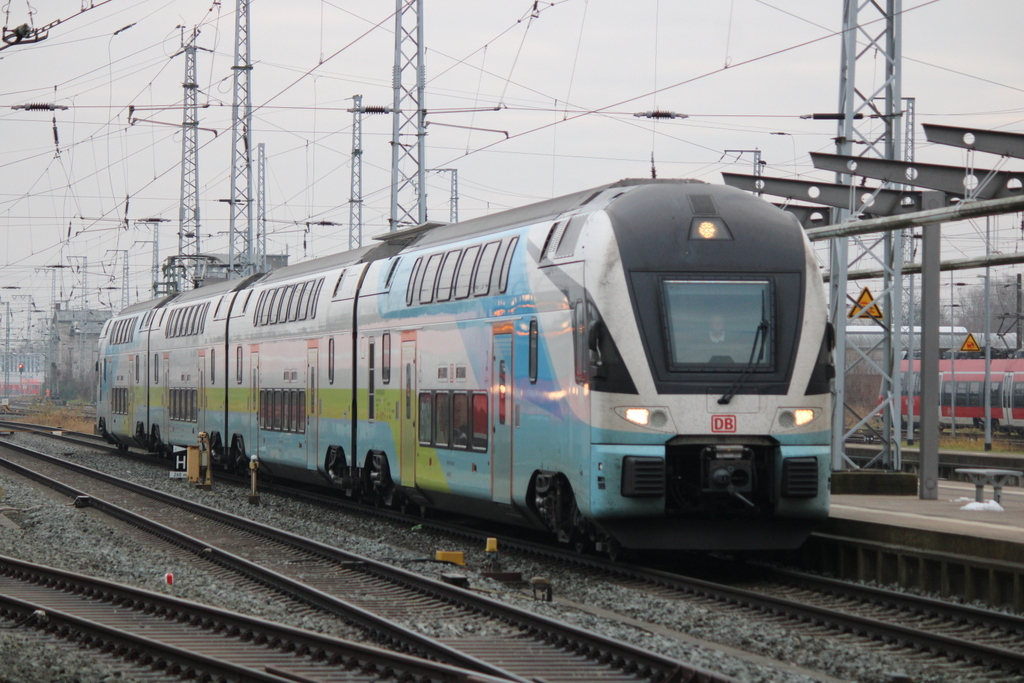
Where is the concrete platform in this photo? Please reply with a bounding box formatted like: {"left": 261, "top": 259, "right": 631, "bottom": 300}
{"left": 791, "top": 480, "right": 1024, "bottom": 610}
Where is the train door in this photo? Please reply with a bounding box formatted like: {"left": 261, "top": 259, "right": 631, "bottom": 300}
{"left": 161, "top": 352, "right": 170, "bottom": 446}
{"left": 491, "top": 330, "right": 513, "bottom": 505}
{"left": 400, "top": 336, "right": 417, "bottom": 486}
{"left": 306, "top": 347, "right": 319, "bottom": 471}
{"left": 197, "top": 350, "right": 206, "bottom": 436}
{"left": 1004, "top": 372, "right": 1017, "bottom": 430}
{"left": 250, "top": 348, "right": 260, "bottom": 454}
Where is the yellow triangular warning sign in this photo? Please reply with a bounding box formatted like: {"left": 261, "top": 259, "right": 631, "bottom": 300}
{"left": 960, "top": 333, "right": 981, "bottom": 352}
{"left": 847, "top": 286, "right": 883, "bottom": 319}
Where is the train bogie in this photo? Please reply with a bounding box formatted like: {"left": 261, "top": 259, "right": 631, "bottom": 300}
{"left": 98, "top": 179, "right": 833, "bottom": 553}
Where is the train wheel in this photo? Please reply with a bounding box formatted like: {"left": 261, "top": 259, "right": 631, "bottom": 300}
{"left": 368, "top": 452, "right": 394, "bottom": 507}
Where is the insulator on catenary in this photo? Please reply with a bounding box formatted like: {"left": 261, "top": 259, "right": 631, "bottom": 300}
{"left": 633, "top": 110, "right": 684, "bottom": 119}
{"left": 363, "top": 105, "right": 389, "bottom": 114}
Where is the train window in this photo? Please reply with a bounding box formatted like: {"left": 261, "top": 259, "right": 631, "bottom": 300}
{"left": 418, "top": 392, "right": 433, "bottom": 444}
{"left": 969, "top": 381, "right": 981, "bottom": 407}
{"left": 254, "top": 291, "right": 267, "bottom": 325}
{"left": 435, "top": 250, "right": 461, "bottom": 302}
{"left": 183, "top": 307, "right": 195, "bottom": 336}
{"left": 419, "top": 253, "right": 443, "bottom": 304}
{"left": 157, "top": 309, "right": 167, "bottom": 328}
{"left": 100, "top": 320, "right": 110, "bottom": 338}
{"left": 368, "top": 338, "right": 376, "bottom": 421}
{"left": 452, "top": 393, "right": 469, "bottom": 448}
{"left": 274, "top": 287, "right": 289, "bottom": 324}
{"left": 154, "top": 354, "right": 160, "bottom": 383}
{"left": 240, "top": 291, "right": 253, "bottom": 314}
{"left": 328, "top": 337, "right": 335, "bottom": 384}
{"left": 471, "top": 393, "right": 488, "bottom": 450}
{"left": 135, "top": 355, "right": 140, "bottom": 384}
{"left": 270, "top": 391, "right": 280, "bottom": 430}
{"left": 383, "top": 258, "right": 401, "bottom": 292}
{"left": 264, "top": 289, "right": 278, "bottom": 325}
{"left": 332, "top": 270, "right": 346, "bottom": 298}
{"left": 381, "top": 332, "right": 391, "bottom": 384}
{"left": 662, "top": 279, "right": 774, "bottom": 370}
{"left": 290, "top": 284, "right": 304, "bottom": 321}
{"left": 1015, "top": 382, "right": 1024, "bottom": 409}
{"left": 541, "top": 221, "right": 563, "bottom": 259}
{"left": 191, "top": 389, "right": 198, "bottom": 422}
{"left": 211, "top": 349, "right": 216, "bottom": 384}
{"left": 956, "top": 382, "right": 968, "bottom": 406}
{"left": 298, "top": 390, "right": 306, "bottom": 433}
{"left": 473, "top": 241, "right": 501, "bottom": 297}
{"left": 236, "top": 346, "right": 243, "bottom": 384}
{"left": 214, "top": 297, "right": 223, "bottom": 319}
{"left": 295, "top": 282, "right": 311, "bottom": 320}
{"left": 309, "top": 278, "right": 325, "bottom": 318}
{"left": 435, "top": 392, "right": 450, "bottom": 448}
{"left": 991, "top": 381, "right": 1002, "bottom": 406}
{"left": 201, "top": 302, "right": 210, "bottom": 332}
{"left": 406, "top": 258, "right": 422, "bottom": 306}
{"left": 554, "top": 214, "right": 586, "bottom": 258}
{"left": 498, "top": 237, "right": 519, "bottom": 293}
{"left": 405, "top": 362, "right": 413, "bottom": 419}
{"left": 454, "top": 246, "right": 480, "bottom": 299}
{"left": 529, "top": 318, "right": 538, "bottom": 384}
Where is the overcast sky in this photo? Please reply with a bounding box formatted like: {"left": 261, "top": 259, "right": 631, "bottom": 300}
{"left": 0, "top": 0, "right": 1021, "bottom": 331}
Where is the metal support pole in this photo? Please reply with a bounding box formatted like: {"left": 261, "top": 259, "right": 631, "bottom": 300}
{"left": 919, "top": 221, "right": 940, "bottom": 500}
{"left": 984, "top": 216, "right": 992, "bottom": 451}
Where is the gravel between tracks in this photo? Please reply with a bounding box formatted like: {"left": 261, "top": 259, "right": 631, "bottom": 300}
{"left": 0, "top": 433, "right": 1005, "bottom": 683}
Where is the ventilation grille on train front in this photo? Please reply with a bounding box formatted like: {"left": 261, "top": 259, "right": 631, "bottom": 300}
{"left": 781, "top": 456, "right": 819, "bottom": 498}
{"left": 621, "top": 456, "right": 665, "bottom": 497}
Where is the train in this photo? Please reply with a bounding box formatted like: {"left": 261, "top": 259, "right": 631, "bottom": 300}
{"left": 96, "top": 178, "right": 834, "bottom": 555}
{"left": 901, "top": 358, "right": 1024, "bottom": 433}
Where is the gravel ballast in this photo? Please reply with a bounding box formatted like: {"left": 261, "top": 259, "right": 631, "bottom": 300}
{"left": 0, "top": 432, "right": 1007, "bottom": 683}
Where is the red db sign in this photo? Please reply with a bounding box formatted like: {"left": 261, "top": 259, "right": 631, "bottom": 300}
{"left": 711, "top": 415, "right": 736, "bottom": 433}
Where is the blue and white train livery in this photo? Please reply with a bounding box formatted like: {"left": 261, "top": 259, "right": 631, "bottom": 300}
{"left": 97, "top": 178, "right": 833, "bottom": 554}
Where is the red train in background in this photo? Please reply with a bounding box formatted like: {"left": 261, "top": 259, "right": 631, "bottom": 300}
{"left": 901, "top": 358, "right": 1024, "bottom": 432}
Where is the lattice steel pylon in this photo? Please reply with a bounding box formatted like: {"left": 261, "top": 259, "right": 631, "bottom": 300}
{"left": 389, "top": 0, "right": 427, "bottom": 231}
{"left": 349, "top": 94, "right": 365, "bottom": 249}
{"left": 178, "top": 28, "right": 201, "bottom": 291}
{"left": 256, "top": 142, "right": 267, "bottom": 272}
{"left": 228, "top": 0, "right": 255, "bottom": 276}
{"left": 830, "top": 0, "right": 905, "bottom": 471}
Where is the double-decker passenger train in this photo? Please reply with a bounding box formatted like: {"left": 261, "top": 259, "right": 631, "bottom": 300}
{"left": 97, "top": 178, "right": 834, "bottom": 554}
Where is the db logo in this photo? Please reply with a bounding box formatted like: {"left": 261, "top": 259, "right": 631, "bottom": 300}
{"left": 711, "top": 415, "right": 736, "bottom": 433}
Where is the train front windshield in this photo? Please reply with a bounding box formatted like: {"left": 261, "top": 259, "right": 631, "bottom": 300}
{"left": 662, "top": 280, "right": 773, "bottom": 369}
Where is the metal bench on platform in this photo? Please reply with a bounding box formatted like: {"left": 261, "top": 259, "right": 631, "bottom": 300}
{"left": 954, "top": 468, "right": 1024, "bottom": 504}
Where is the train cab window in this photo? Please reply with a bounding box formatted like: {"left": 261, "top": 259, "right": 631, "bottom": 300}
{"left": 452, "top": 393, "right": 469, "bottom": 448}
{"left": 472, "top": 241, "right": 501, "bottom": 297}
{"left": 471, "top": 393, "right": 488, "bottom": 451}
{"left": 662, "top": 279, "right": 773, "bottom": 370}
{"left": 498, "top": 237, "right": 519, "bottom": 293}
{"left": 405, "top": 258, "right": 423, "bottom": 306}
{"left": 418, "top": 392, "right": 433, "bottom": 444}
{"left": 419, "top": 253, "right": 443, "bottom": 304}
{"left": 435, "top": 392, "right": 450, "bottom": 448}
{"left": 454, "top": 246, "right": 480, "bottom": 299}
{"left": 435, "top": 250, "right": 461, "bottom": 302}
{"left": 381, "top": 332, "right": 391, "bottom": 384}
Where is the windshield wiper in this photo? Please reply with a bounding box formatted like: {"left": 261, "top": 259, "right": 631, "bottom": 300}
{"left": 718, "top": 295, "right": 769, "bottom": 405}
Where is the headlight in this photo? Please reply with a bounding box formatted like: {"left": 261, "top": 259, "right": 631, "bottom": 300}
{"left": 777, "top": 408, "right": 818, "bottom": 429}
{"left": 624, "top": 408, "right": 649, "bottom": 425}
{"left": 616, "top": 407, "right": 670, "bottom": 429}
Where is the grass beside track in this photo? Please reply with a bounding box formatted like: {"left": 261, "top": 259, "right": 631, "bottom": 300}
{"left": 7, "top": 403, "right": 95, "bottom": 434}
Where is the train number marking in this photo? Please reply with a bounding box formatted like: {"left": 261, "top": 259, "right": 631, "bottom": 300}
{"left": 711, "top": 415, "right": 736, "bottom": 433}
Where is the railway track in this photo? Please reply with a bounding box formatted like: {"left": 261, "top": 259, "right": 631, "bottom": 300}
{"left": 0, "top": 555, "right": 512, "bottom": 683}
{"left": 0, "top": 436, "right": 734, "bottom": 683}
{"left": 9, "top": 422, "right": 1024, "bottom": 678}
